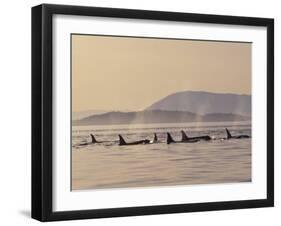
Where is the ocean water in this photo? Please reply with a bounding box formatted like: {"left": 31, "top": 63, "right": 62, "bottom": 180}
{"left": 72, "top": 121, "right": 251, "bottom": 190}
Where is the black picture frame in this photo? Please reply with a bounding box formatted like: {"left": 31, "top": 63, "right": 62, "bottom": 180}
{"left": 32, "top": 3, "right": 274, "bottom": 222}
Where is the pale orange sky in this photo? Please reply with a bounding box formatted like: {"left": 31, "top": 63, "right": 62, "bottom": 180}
{"left": 72, "top": 34, "right": 251, "bottom": 112}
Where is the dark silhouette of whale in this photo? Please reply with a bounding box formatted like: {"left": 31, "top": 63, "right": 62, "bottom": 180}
{"left": 119, "top": 135, "right": 150, "bottom": 146}
{"left": 150, "top": 133, "right": 158, "bottom": 144}
{"left": 90, "top": 134, "right": 103, "bottom": 143}
{"left": 225, "top": 128, "right": 250, "bottom": 139}
{"left": 167, "top": 132, "right": 199, "bottom": 144}
{"left": 78, "top": 134, "right": 102, "bottom": 146}
{"left": 181, "top": 130, "right": 211, "bottom": 141}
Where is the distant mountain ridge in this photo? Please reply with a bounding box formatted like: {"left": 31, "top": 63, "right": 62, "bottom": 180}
{"left": 73, "top": 110, "right": 250, "bottom": 126}
{"left": 73, "top": 91, "right": 251, "bottom": 125}
{"left": 146, "top": 91, "right": 251, "bottom": 116}
{"left": 72, "top": 110, "right": 109, "bottom": 120}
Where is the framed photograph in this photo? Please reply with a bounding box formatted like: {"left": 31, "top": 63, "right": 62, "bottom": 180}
{"left": 32, "top": 4, "right": 274, "bottom": 221}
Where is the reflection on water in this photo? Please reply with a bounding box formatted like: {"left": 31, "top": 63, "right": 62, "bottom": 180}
{"left": 72, "top": 121, "right": 251, "bottom": 190}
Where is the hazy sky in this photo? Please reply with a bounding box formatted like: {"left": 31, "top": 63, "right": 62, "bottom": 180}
{"left": 72, "top": 35, "right": 251, "bottom": 112}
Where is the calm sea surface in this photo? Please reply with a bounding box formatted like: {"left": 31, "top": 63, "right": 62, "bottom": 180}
{"left": 72, "top": 121, "right": 251, "bottom": 190}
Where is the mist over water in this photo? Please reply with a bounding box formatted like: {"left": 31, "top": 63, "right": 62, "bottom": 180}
{"left": 72, "top": 121, "right": 251, "bottom": 190}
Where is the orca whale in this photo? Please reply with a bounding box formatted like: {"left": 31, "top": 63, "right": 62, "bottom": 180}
{"left": 78, "top": 134, "right": 102, "bottom": 146}
{"left": 90, "top": 134, "right": 103, "bottom": 143}
{"left": 167, "top": 132, "right": 199, "bottom": 144}
{"left": 119, "top": 135, "right": 150, "bottom": 146}
{"left": 150, "top": 133, "right": 158, "bottom": 144}
{"left": 225, "top": 128, "right": 250, "bottom": 139}
{"left": 181, "top": 130, "right": 211, "bottom": 142}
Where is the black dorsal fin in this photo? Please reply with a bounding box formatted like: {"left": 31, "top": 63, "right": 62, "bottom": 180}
{"left": 153, "top": 133, "right": 158, "bottom": 143}
{"left": 118, "top": 135, "right": 127, "bottom": 145}
{"left": 225, "top": 128, "right": 232, "bottom": 139}
{"left": 90, "top": 134, "right": 97, "bottom": 143}
{"left": 181, "top": 130, "right": 189, "bottom": 141}
{"left": 167, "top": 132, "right": 175, "bottom": 144}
